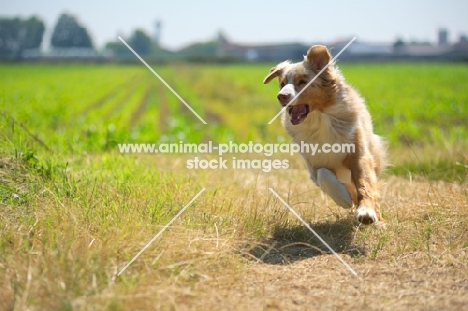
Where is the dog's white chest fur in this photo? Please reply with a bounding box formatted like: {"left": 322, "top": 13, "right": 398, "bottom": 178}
{"left": 283, "top": 109, "right": 355, "bottom": 183}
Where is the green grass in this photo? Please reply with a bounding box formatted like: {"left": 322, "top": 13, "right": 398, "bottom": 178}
{"left": 2, "top": 62, "right": 467, "bottom": 146}
{"left": 340, "top": 63, "right": 468, "bottom": 146}
{"left": 171, "top": 62, "right": 468, "bottom": 146}
{"left": 1, "top": 62, "right": 467, "bottom": 310}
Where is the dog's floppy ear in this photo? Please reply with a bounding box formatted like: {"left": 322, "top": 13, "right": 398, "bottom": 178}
{"left": 263, "top": 66, "right": 282, "bottom": 84}
{"left": 306, "top": 45, "right": 331, "bottom": 73}
{"left": 263, "top": 60, "right": 290, "bottom": 84}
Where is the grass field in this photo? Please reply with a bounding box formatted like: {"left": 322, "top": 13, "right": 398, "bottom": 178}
{"left": 1, "top": 62, "right": 467, "bottom": 310}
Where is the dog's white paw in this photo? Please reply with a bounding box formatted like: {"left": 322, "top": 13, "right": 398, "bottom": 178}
{"left": 356, "top": 206, "right": 378, "bottom": 225}
{"left": 317, "top": 168, "right": 353, "bottom": 208}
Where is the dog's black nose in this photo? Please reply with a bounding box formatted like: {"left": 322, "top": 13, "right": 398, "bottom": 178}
{"left": 277, "top": 94, "right": 289, "bottom": 101}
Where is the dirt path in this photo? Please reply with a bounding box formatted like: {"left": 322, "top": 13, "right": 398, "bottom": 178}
{"left": 191, "top": 257, "right": 467, "bottom": 310}
{"left": 176, "top": 172, "right": 468, "bottom": 310}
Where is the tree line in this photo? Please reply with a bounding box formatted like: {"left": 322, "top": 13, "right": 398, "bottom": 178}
{"left": 0, "top": 13, "right": 154, "bottom": 59}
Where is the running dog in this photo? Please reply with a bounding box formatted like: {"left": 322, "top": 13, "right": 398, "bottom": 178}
{"left": 263, "top": 45, "right": 386, "bottom": 225}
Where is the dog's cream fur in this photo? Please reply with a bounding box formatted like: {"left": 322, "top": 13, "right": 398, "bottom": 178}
{"left": 263, "top": 45, "right": 386, "bottom": 225}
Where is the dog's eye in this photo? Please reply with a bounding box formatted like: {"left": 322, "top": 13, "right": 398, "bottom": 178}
{"left": 280, "top": 82, "right": 286, "bottom": 88}
{"left": 298, "top": 80, "right": 308, "bottom": 86}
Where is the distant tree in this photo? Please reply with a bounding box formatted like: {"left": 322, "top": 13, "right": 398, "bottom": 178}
{"left": 104, "top": 41, "right": 132, "bottom": 57}
{"left": 23, "top": 17, "right": 45, "bottom": 49}
{"left": 129, "top": 29, "right": 151, "bottom": 55}
{"left": 0, "top": 16, "right": 44, "bottom": 58}
{"left": 0, "top": 18, "right": 21, "bottom": 56}
{"left": 178, "top": 41, "right": 219, "bottom": 58}
{"left": 51, "top": 13, "right": 93, "bottom": 48}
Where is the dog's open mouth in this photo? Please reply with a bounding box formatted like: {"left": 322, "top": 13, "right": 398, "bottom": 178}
{"left": 288, "top": 104, "right": 310, "bottom": 125}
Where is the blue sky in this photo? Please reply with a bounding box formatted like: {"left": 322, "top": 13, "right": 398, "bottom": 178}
{"left": 1, "top": 0, "right": 467, "bottom": 49}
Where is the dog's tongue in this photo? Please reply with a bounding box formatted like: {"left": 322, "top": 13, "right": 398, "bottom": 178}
{"left": 289, "top": 104, "right": 309, "bottom": 125}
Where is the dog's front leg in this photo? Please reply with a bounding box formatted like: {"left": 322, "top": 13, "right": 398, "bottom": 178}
{"left": 306, "top": 161, "right": 353, "bottom": 209}
{"left": 316, "top": 168, "right": 353, "bottom": 208}
{"left": 348, "top": 130, "right": 383, "bottom": 225}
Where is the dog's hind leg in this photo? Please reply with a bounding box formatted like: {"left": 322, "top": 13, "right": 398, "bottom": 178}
{"left": 316, "top": 168, "right": 353, "bottom": 208}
